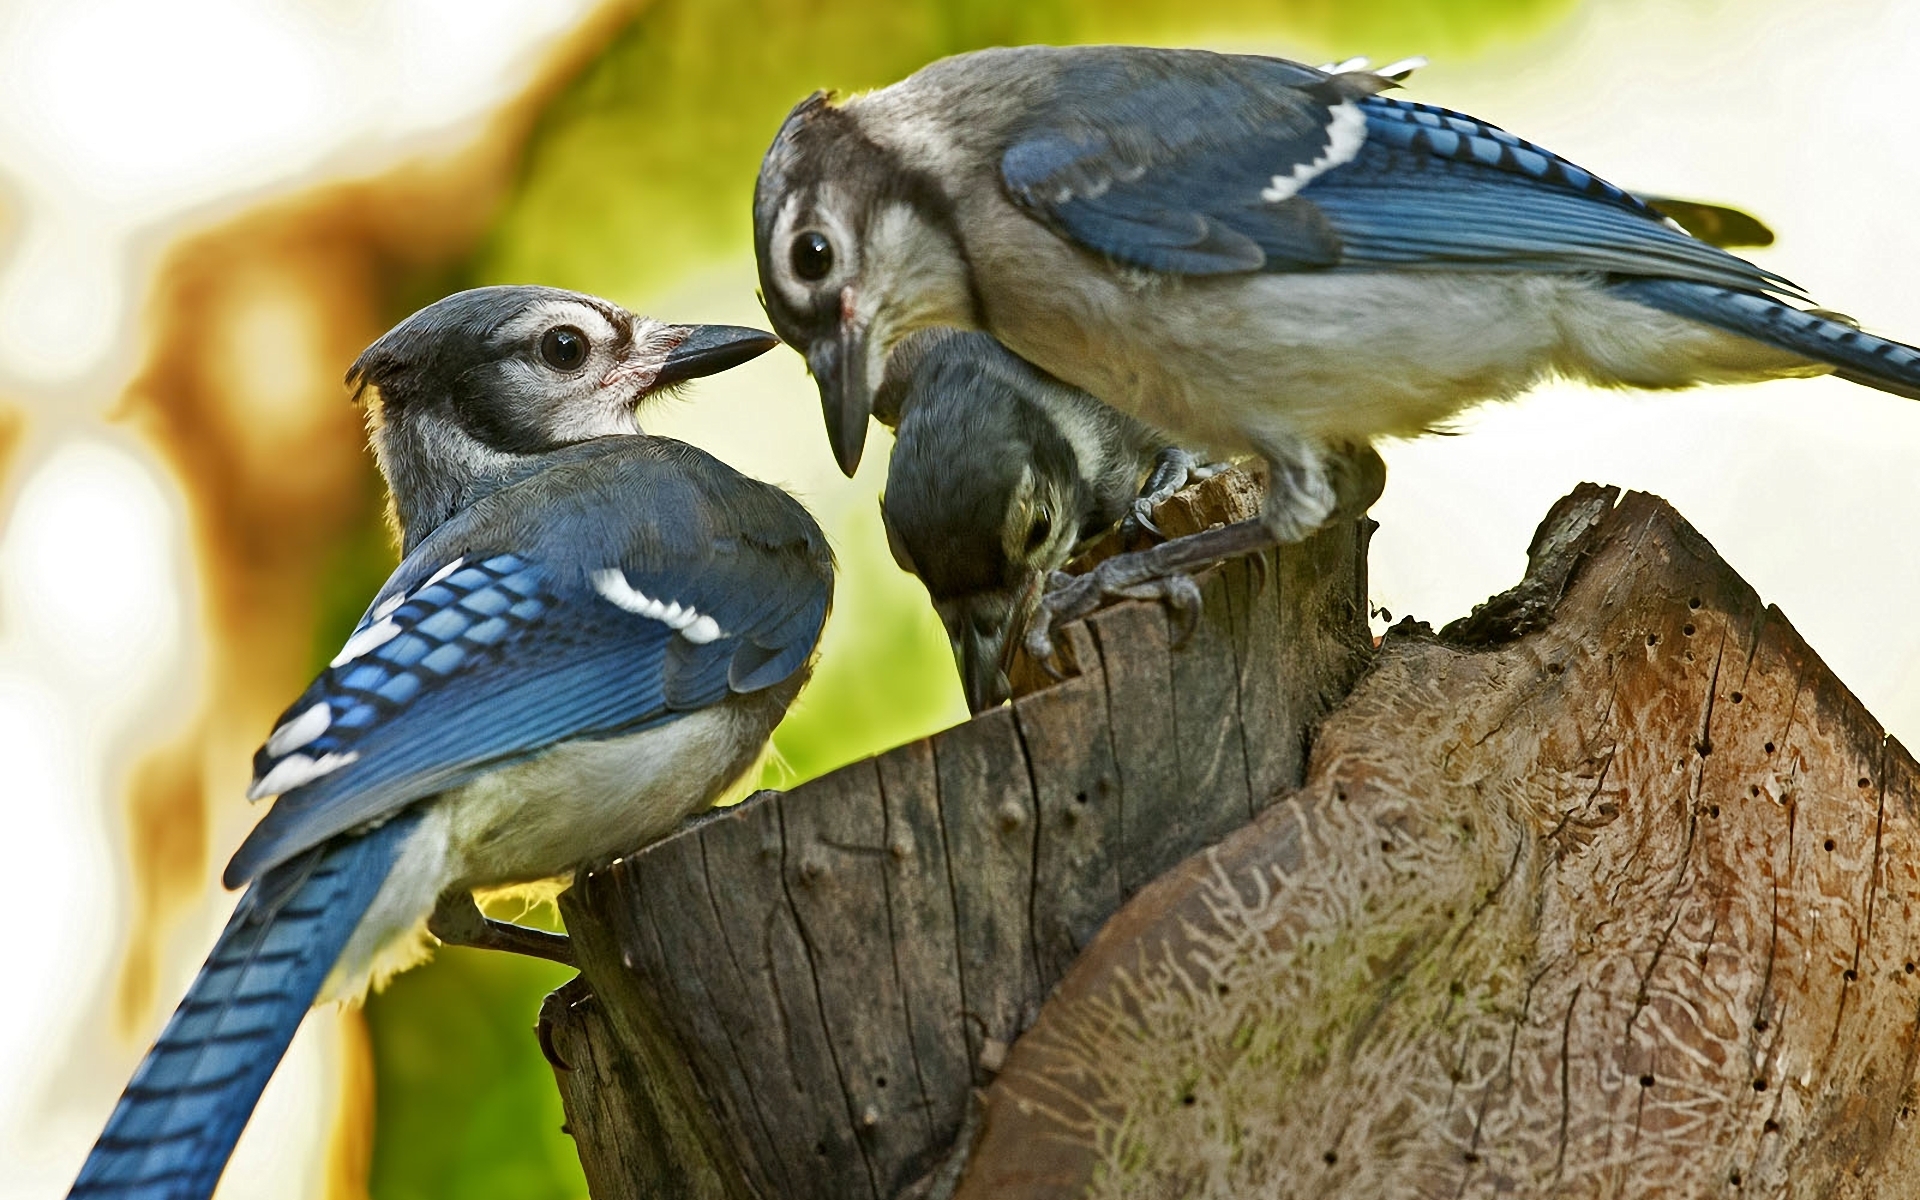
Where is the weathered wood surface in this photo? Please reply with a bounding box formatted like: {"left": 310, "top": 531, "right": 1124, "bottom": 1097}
{"left": 539, "top": 469, "right": 1377, "bottom": 1199}
{"left": 957, "top": 485, "right": 1920, "bottom": 1198}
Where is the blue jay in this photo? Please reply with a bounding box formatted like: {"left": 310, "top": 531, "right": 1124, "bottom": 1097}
{"left": 875, "top": 177, "right": 1778, "bottom": 693}
{"left": 751, "top": 45, "right": 1920, "bottom": 613}
{"left": 876, "top": 328, "right": 1215, "bottom": 711}
{"left": 872, "top": 189, "right": 1774, "bottom": 673}
{"left": 68, "top": 285, "right": 832, "bottom": 1200}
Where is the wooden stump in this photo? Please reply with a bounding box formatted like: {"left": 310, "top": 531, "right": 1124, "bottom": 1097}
{"left": 540, "top": 471, "right": 1375, "bottom": 1199}
{"left": 958, "top": 486, "right": 1920, "bottom": 1198}
{"left": 541, "top": 481, "right": 1920, "bottom": 1198}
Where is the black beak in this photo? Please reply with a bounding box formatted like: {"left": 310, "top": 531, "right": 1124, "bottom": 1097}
{"left": 956, "top": 619, "right": 1014, "bottom": 714}
{"left": 940, "top": 574, "right": 1045, "bottom": 714}
{"left": 809, "top": 320, "right": 872, "bottom": 477}
{"left": 655, "top": 325, "right": 780, "bottom": 388}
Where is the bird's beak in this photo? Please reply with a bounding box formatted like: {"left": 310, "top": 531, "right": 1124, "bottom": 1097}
{"left": 654, "top": 325, "right": 780, "bottom": 388}
{"left": 940, "top": 574, "right": 1046, "bottom": 715}
{"left": 809, "top": 294, "right": 873, "bottom": 477}
{"left": 956, "top": 618, "right": 1014, "bottom": 714}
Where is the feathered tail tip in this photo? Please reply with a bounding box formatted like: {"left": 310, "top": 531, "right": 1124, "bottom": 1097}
{"left": 1618, "top": 278, "right": 1920, "bottom": 403}
{"left": 69, "top": 816, "right": 417, "bottom": 1200}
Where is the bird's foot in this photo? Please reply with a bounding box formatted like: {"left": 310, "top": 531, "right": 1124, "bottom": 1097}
{"left": 1024, "top": 518, "right": 1277, "bottom": 666}
{"left": 429, "top": 891, "right": 577, "bottom": 966}
{"left": 1120, "top": 448, "right": 1233, "bottom": 541}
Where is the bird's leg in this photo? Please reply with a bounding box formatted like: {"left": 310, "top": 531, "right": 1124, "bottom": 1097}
{"left": 1024, "top": 518, "right": 1276, "bottom": 663}
{"left": 1256, "top": 436, "right": 1340, "bottom": 543}
{"left": 1121, "top": 447, "right": 1233, "bottom": 540}
{"left": 428, "top": 890, "right": 577, "bottom": 966}
{"left": 1324, "top": 440, "right": 1388, "bottom": 524}
{"left": 1023, "top": 442, "right": 1387, "bottom": 668}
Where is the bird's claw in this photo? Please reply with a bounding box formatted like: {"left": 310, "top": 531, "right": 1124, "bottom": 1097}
{"left": 1114, "top": 571, "right": 1205, "bottom": 646}
{"left": 1118, "top": 496, "right": 1164, "bottom": 542}
{"left": 1244, "top": 547, "right": 1270, "bottom": 596}
{"left": 1023, "top": 539, "right": 1223, "bottom": 669}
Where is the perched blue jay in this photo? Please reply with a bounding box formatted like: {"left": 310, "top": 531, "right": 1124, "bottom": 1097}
{"left": 876, "top": 328, "right": 1215, "bottom": 711}
{"left": 876, "top": 181, "right": 1776, "bottom": 693}
{"left": 68, "top": 285, "right": 832, "bottom": 1200}
{"left": 751, "top": 45, "right": 1920, "bottom": 619}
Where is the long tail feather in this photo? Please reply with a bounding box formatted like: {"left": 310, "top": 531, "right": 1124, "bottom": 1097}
{"left": 1615, "top": 277, "right": 1920, "bottom": 402}
{"left": 69, "top": 813, "right": 417, "bottom": 1200}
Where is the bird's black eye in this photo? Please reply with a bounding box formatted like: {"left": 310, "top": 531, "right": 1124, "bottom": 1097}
{"left": 540, "top": 325, "right": 589, "bottom": 371}
{"left": 791, "top": 231, "right": 834, "bottom": 282}
{"left": 1025, "top": 512, "right": 1053, "bottom": 554}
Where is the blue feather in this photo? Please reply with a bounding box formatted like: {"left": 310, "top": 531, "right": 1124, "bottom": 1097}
{"left": 226, "top": 438, "right": 831, "bottom": 887}
{"left": 1001, "top": 51, "right": 1802, "bottom": 297}
{"left": 1614, "top": 279, "right": 1920, "bottom": 401}
{"left": 69, "top": 813, "right": 418, "bottom": 1200}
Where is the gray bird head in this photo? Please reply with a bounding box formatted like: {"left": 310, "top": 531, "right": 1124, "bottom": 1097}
{"left": 878, "top": 332, "right": 1084, "bottom": 712}
{"left": 348, "top": 284, "right": 776, "bottom": 548}
{"left": 754, "top": 92, "right": 982, "bottom": 477}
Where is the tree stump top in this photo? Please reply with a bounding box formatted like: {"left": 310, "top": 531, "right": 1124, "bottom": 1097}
{"left": 961, "top": 486, "right": 1920, "bottom": 1198}
{"left": 542, "top": 471, "right": 1374, "bottom": 1199}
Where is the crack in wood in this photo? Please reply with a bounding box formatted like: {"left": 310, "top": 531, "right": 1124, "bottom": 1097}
{"left": 871, "top": 759, "right": 939, "bottom": 1145}
{"left": 774, "top": 796, "right": 884, "bottom": 1199}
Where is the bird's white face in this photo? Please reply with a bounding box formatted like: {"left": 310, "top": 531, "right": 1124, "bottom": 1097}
{"left": 761, "top": 184, "right": 866, "bottom": 325}
{"left": 755, "top": 95, "right": 984, "bottom": 479}
{"left": 483, "top": 295, "right": 685, "bottom": 440}
{"left": 351, "top": 284, "right": 776, "bottom": 544}
{"left": 762, "top": 187, "right": 980, "bottom": 475}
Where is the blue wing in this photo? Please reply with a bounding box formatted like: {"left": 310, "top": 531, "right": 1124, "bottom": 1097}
{"left": 1000, "top": 49, "right": 1799, "bottom": 296}
{"left": 224, "top": 439, "right": 832, "bottom": 887}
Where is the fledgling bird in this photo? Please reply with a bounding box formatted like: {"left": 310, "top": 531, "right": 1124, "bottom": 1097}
{"left": 752, "top": 45, "right": 1920, "bottom": 627}
{"left": 68, "top": 285, "right": 832, "bottom": 1200}
{"left": 876, "top": 328, "right": 1211, "bottom": 711}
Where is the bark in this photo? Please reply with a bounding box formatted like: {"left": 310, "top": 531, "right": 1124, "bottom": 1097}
{"left": 542, "top": 480, "right": 1920, "bottom": 1199}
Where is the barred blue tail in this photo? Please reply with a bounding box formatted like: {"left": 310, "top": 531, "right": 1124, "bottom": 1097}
{"left": 69, "top": 813, "right": 417, "bottom": 1200}
{"left": 1615, "top": 277, "right": 1920, "bottom": 402}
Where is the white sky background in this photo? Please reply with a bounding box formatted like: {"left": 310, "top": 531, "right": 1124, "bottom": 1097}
{"left": 1357, "top": 0, "right": 1920, "bottom": 726}
{"left": 3, "top": 1, "right": 1919, "bottom": 1198}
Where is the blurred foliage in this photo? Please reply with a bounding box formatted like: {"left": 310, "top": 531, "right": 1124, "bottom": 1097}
{"left": 481, "top": 0, "right": 1575, "bottom": 295}
{"left": 364, "top": 941, "right": 580, "bottom": 1200}
{"left": 366, "top": 0, "right": 1578, "bottom": 1196}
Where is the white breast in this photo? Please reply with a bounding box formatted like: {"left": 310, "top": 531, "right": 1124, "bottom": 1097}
{"left": 320, "top": 701, "right": 776, "bottom": 1001}
{"left": 967, "top": 205, "right": 1821, "bottom": 457}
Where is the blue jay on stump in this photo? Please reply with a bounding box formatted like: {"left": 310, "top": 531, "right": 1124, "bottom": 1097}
{"left": 751, "top": 45, "right": 1920, "bottom": 649}
{"left": 877, "top": 328, "right": 1217, "bottom": 711}
{"left": 68, "top": 285, "right": 832, "bottom": 1200}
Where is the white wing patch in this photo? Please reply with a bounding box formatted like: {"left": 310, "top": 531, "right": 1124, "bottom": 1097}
{"left": 265, "top": 701, "right": 331, "bottom": 757}
{"left": 1260, "top": 101, "right": 1368, "bottom": 204}
{"left": 333, "top": 557, "right": 465, "bottom": 668}
{"left": 331, "top": 618, "right": 401, "bottom": 667}
{"left": 591, "top": 569, "right": 723, "bottom": 644}
{"left": 248, "top": 750, "right": 360, "bottom": 800}
{"left": 1319, "top": 55, "right": 1427, "bottom": 82}
{"left": 420, "top": 557, "right": 466, "bottom": 589}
